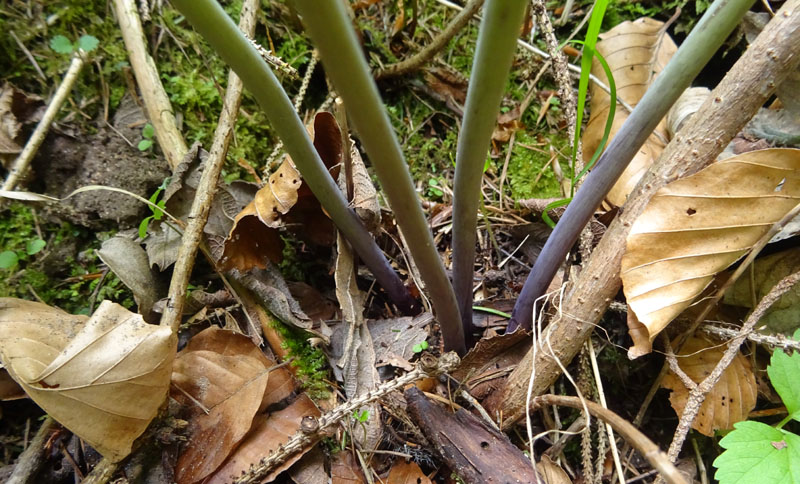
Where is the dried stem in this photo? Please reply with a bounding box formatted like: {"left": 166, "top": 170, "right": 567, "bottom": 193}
{"left": 534, "top": 394, "right": 688, "bottom": 484}
{"left": 234, "top": 352, "right": 461, "bottom": 484}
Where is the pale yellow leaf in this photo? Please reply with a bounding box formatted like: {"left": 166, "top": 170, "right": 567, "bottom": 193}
{"left": 583, "top": 17, "right": 677, "bottom": 207}
{"left": 621, "top": 148, "right": 800, "bottom": 352}
{"left": 0, "top": 298, "right": 175, "bottom": 461}
{"left": 661, "top": 335, "right": 757, "bottom": 436}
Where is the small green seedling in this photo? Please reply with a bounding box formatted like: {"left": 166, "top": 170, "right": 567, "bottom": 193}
{"left": 427, "top": 177, "right": 445, "bottom": 199}
{"left": 138, "top": 178, "right": 170, "bottom": 239}
{"left": 353, "top": 409, "right": 369, "bottom": 423}
{"left": 412, "top": 340, "right": 429, "bottom": 353}
{"left": 138, "top": 123, "right": 156, "bottom": 151}
{"left": 0, "top": 238, "right": 46, "bottom": 270}
{"left": 50, "top": 35, "right": 99, "bottom": 54}
{"left": 713, "top": 331, "right": 800, "bottom": 484}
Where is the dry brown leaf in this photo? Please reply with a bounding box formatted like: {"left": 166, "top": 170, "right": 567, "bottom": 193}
{"left": 0, "top": 298, "right": 175, "bottom": 462}
{"left": 219, "top": 158, "right": 301, "bottom": 272}
{"left": 661, "top": 335, "right": 757, "bottom": 436}
{"left": 386, "top": 460, "right": 432, "bottom": 484}
{"left": 172, "top": 327, "right": 294, "bottom": 484}
{"left": 621, "top": 149, "right": 800, "bottom": 353}
{"left": 0, "top": 369, "right": 25, "bottom": 401}
{"left": 583, "top": 17, "right": 677, "bottom": 207}
{"left": 203, "top": 393, "right": 321, "bottom": 484}
{"left": 536, "top": 455, "right": 572, "bottom": 484}
{"left": 331, "top": 452, "right": 367, "bottom": 484}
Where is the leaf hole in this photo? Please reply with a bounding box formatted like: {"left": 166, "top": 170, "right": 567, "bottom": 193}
{"left": 480, "top": 441, "right": 490, "bottom": 449}
{"left": 686, "top": 208, "right": 697, "bottom": 216}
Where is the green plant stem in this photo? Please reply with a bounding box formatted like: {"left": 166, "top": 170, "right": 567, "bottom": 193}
{"left": 451, "top": 0, "right": 528, "bottom": 344}
{"left": 292, "top": 0, "right": 465, "bottom": 354}
{"left": 507, "top": 0, "right": 755, "bottom": 332}
{"left": 168, "top": 0, "right": 419, "bottom": 316}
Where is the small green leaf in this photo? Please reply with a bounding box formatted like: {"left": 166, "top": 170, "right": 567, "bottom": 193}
{"left": 26, "top": 239, "right": 46, "bottom": 255}
{"left": 0, "top": 251, "right": 19, "bottom": 269}
{"left": 50, "top": 35, "right": 74, "bottom": 54}
{"left": 412, "top": 344, "right": 422, "bottom": 353}
{"left": 138, "top": 139, "right": 153, "bottom": 151}
{"left": 139, "top": 216, "right": 153, "bottom": 239}
{"left": 419, "top": 341, "right": 428, "bottom": 350}
{"left": 142, "top": 123, "right": 155, "bottom": 139}
{"left": 768, "top": 349, "right": 800, "bottom": 422}
{"left": 713, "top": 421, "right": 800, "bottom": 484}
{"left": 76, "top": 35, "right": 99, "bottom": 53}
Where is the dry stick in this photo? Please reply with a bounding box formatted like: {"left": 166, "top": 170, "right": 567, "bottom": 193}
{"left": 113, "top": 0, "right": 188, "bottom": 171}
{"left": 530, "top": 0, "right": 581, "bottom": 174}
{"left": 663, "top": 204, "right": 800, "bottom": 466}
{"left": 2, "top": 52, "right": 86, "bottom": 193}
{"left": 7, "top": 417, "right": 58, "bottom": 484}
{"left": 374, "top": 0, "right": 485, "bottom": 79}
{"left": 700, "top": 324, "right": 800, "bottom": 352}
{"left": 160, "top": 0, "right": 259, "bottom": 334}
{"left": 233, "top": 352, "right": 461, "bottom": 484}
{"left": 534, "top": 395, "right": 688, "bottom": 484}
{"left": 433, "top": 0, "right": 630, "bottom": 113}
{"left": 492, "top": 0, "right": 800, "bottom": 428}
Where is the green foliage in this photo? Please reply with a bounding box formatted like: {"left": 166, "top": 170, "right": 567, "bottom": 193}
{"left": 138, "top": 122, "right": 155, "bottom": 151}
{"left": 49, "top": 34, "right": 99, "bottom": 54}
{"left": 270, "top": 320, "right": 330, "bottom": 400}
{"left": 713, "top": 344, "right": 800, "bottom": 483}
{"left": 412, "top": 340, "right": 429, "bottom": 353}
{"left": 138, "top": 177, "right": 169, "bottom": 239}
{"left": 50, "top": 35, "right": 75, "bottom": 54}
{"left": 353, "top": 409, "right": 369, "bottom": 423}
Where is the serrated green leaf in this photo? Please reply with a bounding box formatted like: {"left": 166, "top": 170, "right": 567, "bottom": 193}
{"left": 142, "top": 123, "right": 155, "bottom": 139}
{"left": 138, "top": 139, "right": 153, "bottom": 151}
{"left": 0, "top": 251, "right": 19, "bottom": 269}
{"left": 769, "top": 350, "right": 800, "bottom": 422}
{"left": 713, "top": 421, "right": 800, "bottom": 484}
{"left": 26, "top": 239, "right": 46, "bottom": 255}
{"left": 50, "top": 35, "right": 74, "bottom": 54}
{"left": 76, "top": 35, "right": 99, "bottom": 53}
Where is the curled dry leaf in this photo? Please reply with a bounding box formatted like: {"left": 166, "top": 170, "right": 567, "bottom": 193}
{"left": 662, "top": 335, "right": 757, "bottom": 436}
{"left": 203, "top": 393, "right": 321, "bottom": 484}
{"left": 622, "top": 148, "right": 800, "bottom": 353}
{"left": 0, "top": 298, "right": 175, "bottom": 462}
{"left": 386, "top": 459, "right": 432, "bottom": 484}
{"left": 583, "top": 17, "right": 677, "bottom": 207}
{"left": 171, "top": 327, "right": 294, "bottom": 484}
{"left": 331, "top": 451, "right": 367, "bottom": 484}
{"left": 219, "top": 159, "right": 302, "bottom": 272}
{"left": 536, "top": 455, "right": 572, "bottom": 484}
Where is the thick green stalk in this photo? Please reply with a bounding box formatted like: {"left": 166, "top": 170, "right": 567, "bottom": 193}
{"left": 169, "top": 0, "right": 419, "bottom": 316}
{"left": 292, "top": 0, "right": 465, "bottom": 355}
{"left": 451, "top": 0, "right": 528, "bottom": 343}
{"left": 507, "top": 0, "right": 755, "bottom": 332}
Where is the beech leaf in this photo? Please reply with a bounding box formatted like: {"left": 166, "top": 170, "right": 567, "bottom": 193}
{"left": 0, "top": 298, "right": 175, "bottom": 462}
{"left": 582, "top": 17, "right": 677, "bottom": 207}
{"left": 661, "top": 335, "right": 757, "bottom": 436}
{"left": 621, "top": 148, "right": 800, "bottom": 352}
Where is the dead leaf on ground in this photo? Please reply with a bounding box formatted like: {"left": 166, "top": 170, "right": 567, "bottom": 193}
{"left": 621, "top": 148, "right": 800, "bottom": 354}
{"left": 0, "top": 298, "right": 175, "bottom": 462}
{"left": 583, "top": 17, "right": 677, "bottom": 207}
{"left": 203, "top": 393, "right": 321, "bottom": 484}
{"left": 386, "top": 459, "right": 432, "bottom": 484}
{"left": 492, "top": 106, "right": 525, "bottom": 144}
{"left": 661, "top": 335, "right": 757, "bottom": 436}
{"left": 536, "top": 455, "right": 572, "bottom": 484}
{"left": 289, "top": 446, "right": 327, "bottom": 484}
{"left": 171, "top": 327, "right": 294, "bottom": 484}
{"left": 97, "top": 235, "right": 163, "bottom": 321}
{"left": 331, "top": 452, "right": 367, "bottom": 484}
{"left": 724, "top": 248, "right": 800, "bottom": 335}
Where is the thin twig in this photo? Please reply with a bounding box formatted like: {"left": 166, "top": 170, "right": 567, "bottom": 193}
{"left": 160, "top": 0, "right": 259, "bottom": 334}
{"left": 375, "top": 0, "right": 485, "bottom": 79}
{"left": 534, "top": 394, "right": 688, "bottom": 484}
{"left": 663, "top": 269, "right": 800, "bottom": 467}
{"left": 7, "top": 418, "right": 58, "bottom": 484}
{"left": 233, "top": 352, "right": 461, "bottom": 484}
{"left": 2, "top": 52, "right": 86, "bottom": 193}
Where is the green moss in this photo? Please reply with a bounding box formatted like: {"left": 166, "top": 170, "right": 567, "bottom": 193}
{"left": 270, "top": 319, "right": 330, "bottom": 400}
{"left": 505, "top": 131, "right": 570, "bottom": 200}
{"left": 0, "top": 204, "right": 133, "bottom": 314}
